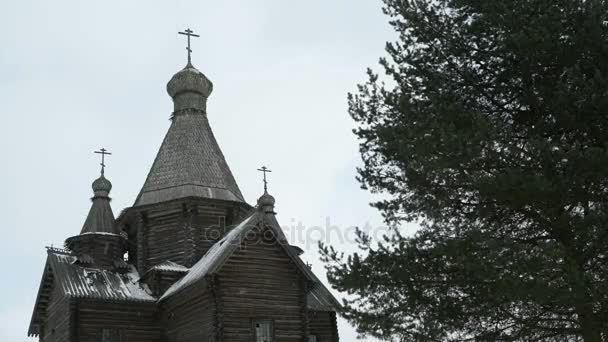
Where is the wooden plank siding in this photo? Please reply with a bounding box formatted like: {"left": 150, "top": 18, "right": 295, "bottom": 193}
{"left": 308, "top": 311, "right": 339, "bottom": 342}
{"left": 76, "top": 300, "right": 160, "bottom": 342}
{"left": 42, "top": 285, "right": 71, "bottom": 342}
{"left": 145, "top": 271, "right": 187, "bottom": 297}
{"left": 161, "top": 282, "right": 215, "bottom": 342}
{"left": 67, "top": 234, "right": 126, "bottom": 268}
{"left": 130, "top": 200, "right": 244, "bottom": 274}
{"left": 145, "top": 209, "right": 186, "bottom": 268}
{"left": 217, "top": 227, "right": 307, "bottom": 342}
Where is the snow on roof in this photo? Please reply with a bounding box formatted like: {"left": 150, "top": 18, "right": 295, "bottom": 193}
{"left": 159, "top": 210, "right": 340, "bottom": 312}
{"left": 78, "top": 231, "right": 126, "bottom": 238}
{"left": 149, "top": 260, "right": 189, "bottom": 273}
{"left": 49, "top": 252, "right": 155, "bottom": 302}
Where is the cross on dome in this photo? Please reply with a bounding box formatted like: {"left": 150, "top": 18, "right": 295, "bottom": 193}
{"left": 94, "top": 148, "right": 112, "bottom": 175}
{"left": 257, "top": 166, "right": 272, "bottom": 193}
{"left": 178, "top": 28, "right": 200, "bottom": 66}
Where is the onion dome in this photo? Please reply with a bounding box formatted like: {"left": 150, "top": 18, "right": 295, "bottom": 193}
{"left": 92, "top": 174, "right": 112, "bottom": 197}
{"left": 80, "top": 149, "right": 116, "bottom": 234}
{"left": 257, "top": 192, "right": 275, "bottom": 213}
{"left": 167, "top": 63, "right": 213, "bottom": 112}
{"left": 81, "top": 173, "right": 116, "bottom": 234}
{"left": 65, "top": 161, "right": 124, "bottom": 268}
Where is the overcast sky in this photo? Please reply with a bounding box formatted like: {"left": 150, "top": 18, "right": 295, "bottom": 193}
{"left": 0, "top": 1, "right": 417, "bottom": 340}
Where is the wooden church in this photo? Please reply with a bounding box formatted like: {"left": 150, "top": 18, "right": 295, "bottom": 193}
{"left": 28, "top": 30, "right": 340, "bottom": 342}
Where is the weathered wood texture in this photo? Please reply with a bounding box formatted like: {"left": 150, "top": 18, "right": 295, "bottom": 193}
{"left": 218, "top": 227, "right": 306, "bottom": 342}
{"left": 161, "top": 282, "right": 215, "bottom": 342}
{"left": 41, "top": 285, "right": 70, "bottom": 342}
{"left": 76, "top": 300, "right": 160, "bottom": 342}
{"left": 145, "top": 271, "right": 187, "bottom": 297}
{"left": 308, "top": 311, "right": 339, "bottom": 342}
{"left": 67, "top": 234, "right": 126, "bottom": 268}
{"left": 128, "top": 200, "right": 247, "bottom": 273}
{"left": 136, "top": 212, "right": 147, "bottom": 272}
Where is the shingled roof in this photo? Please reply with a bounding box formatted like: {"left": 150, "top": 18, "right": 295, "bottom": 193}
{"left": 134, "top": 110, "right": 244, "bottom": 207}
{"left": 81, "top": 174, "right": 116, "bottom": 234}
{"left": 134, "top": 61, "right": 245, "bottom": 207}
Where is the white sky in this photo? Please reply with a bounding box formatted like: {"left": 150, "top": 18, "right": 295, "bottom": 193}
{"left": 0, "top": 1, "right": 418, "bottom": 340}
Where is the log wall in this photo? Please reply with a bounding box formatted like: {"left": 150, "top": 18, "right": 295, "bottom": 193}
{"left": 128, "top": 199, "right": 246, "bottom": 274}
{"left": 76, "top": 300, "right": 160, "bottom": 342}
{"left": 144, "top": 271, "right": 187, "bottom": 297}
{"left": 145, "top": 205, "right": 186, "bottom": 269}
{"left": 161, "top": 283, "right": 215, "bottom": 342}
{"left": 218, "top": 227, "right": 306, "bottom": 342}
{"left": 42, "top": 285, "right": 70, "bottom": 342}
{"left": 308, "top": 311, "right": 339, "bottom": 342}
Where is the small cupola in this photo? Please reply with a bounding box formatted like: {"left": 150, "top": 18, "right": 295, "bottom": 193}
{"left": 167, "top": 64, "right": 213, "bottom": 113}
{"left": 167, "top": 28, "right": 213, "bottom": 113}
{"left": 80, "top": 174, "right": 115, "bottom": 234}
{"left": 256, "top": 166, "right": 276, "bottom": 214}
{"left": 65, "top": 148, "right": 127, "bottom": 269}
{"left": 257, "top": 192, "right": 276, "bottom": 214}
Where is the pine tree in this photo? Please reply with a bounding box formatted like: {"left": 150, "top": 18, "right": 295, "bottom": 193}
{"left": 321, "top": 0, "right": 608, "bottom": 340}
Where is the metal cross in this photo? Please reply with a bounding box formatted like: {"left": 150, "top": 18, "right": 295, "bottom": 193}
{"left": 178, "top": 28, "right": 200, "bottom": 65}
{"left": 257, "top": 166, "right": 272, "bottom": 193}
{"left": 94, "top": 148, "right": 112, "bottom": 175}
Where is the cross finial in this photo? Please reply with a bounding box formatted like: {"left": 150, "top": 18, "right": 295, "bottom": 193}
{"left": 257, "top": 166, "right": 272, "bottom": 193}
{"left": 94, "top": 148, "right": 112, "bottom": 175}
{"left": 178, "top": 28, "right": 200, "bottom": 65}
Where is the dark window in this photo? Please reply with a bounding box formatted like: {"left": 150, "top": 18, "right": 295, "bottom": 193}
{"left": 308, "top": 335, "right": 318, "bottom": 342}
{"left": 98, "top": 328, "right": 120, "bottom": 342}
{"left": 254, "top": 320, "right": 273, "bottom": 342}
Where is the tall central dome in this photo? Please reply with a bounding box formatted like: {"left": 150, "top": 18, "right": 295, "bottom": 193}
{"left": 133, "top": 62, "right": 244, "bottom": 207}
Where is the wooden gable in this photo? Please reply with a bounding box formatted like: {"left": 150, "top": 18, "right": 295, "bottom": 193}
{"left": 28, "top": 253, "right": 73, "bottom": 341}
{"left": 217, "top": 222, "right": 308, "bottom": 341}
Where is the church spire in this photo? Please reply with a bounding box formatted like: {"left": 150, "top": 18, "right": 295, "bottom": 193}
{"left": 80, "top": 148, "right": 116, "bottom": 234}
{"left": 65, "top": 149, "right": 125, "bottom": 268}
{"left": 133, "top": 30, "right": 244, "bottom": 207}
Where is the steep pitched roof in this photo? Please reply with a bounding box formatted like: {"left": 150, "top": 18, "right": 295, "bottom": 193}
{"left": 81, "top": 175, "right": 116, "bottom": 234}
{"left": 134, "top": 111, "right": 244, "bottom": 207}
{"left": 159, "top": 208, "right": 340, "bottom": 311}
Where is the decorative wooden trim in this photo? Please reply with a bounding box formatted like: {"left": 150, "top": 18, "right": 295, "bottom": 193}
{"left": 69, "top": 298, "right": 78, "bottom": 342}
{"left": 136, "top": 212, "right": 147, "bottom": 273}
{"left": 183, "top": 203, "right": 197, "bottom": 267}
{"left": 210, "top": 275, "right": 223, "bottom": 342}
{"left": 331, "top": 311, "right": 339, "bottom": 342}
{"left": 301, "top": 276, "right": 310, "bottom": 342}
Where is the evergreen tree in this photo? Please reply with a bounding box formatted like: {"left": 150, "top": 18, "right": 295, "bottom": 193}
{"left": 321, "top": 1, "right": 608, "bottom": 340}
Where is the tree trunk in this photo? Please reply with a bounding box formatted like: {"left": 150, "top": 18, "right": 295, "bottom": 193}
{"left": 564, "top": 251, "right": 600, "bottom": 342}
